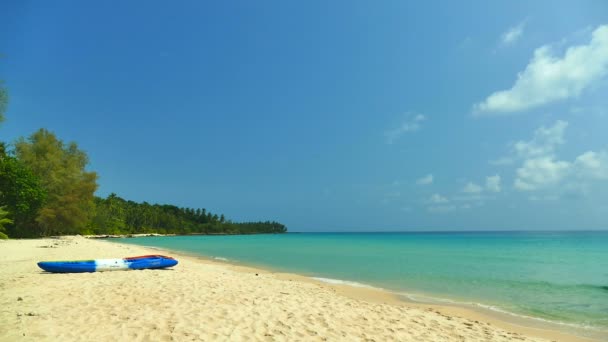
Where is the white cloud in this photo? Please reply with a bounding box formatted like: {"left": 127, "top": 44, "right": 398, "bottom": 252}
{"left": 413, "top": 114, "right": 425, "bottom": 121}
{"left": 416, "top": 174, "right": 434, "bottom": 185}
{"left": 385, "top": 114, "right": 427, "bottom": 144}
{"left": 429, "top": 193, "right": 449, "bottom": 204}
{"left": 510, "top": 121, "right": 571, "bottom": 191}
{"left": 489, "top": 157, "right": 514, "bottom": 166}
{"left": 513, "top": 120, "right": 568, "bottom": 158}
{"left": 509, "top": 121, "right": 571, "bottom": 191}
{"left": 474, "top": 25, "right": 608, "bottom": 114}
{"left": 463, "top": 182, "right": 483, "bottom": 194}
{"left": 439, "top": 175, "right": 499, "bottom": 205}
{"left": 501, "top": 22, "right": 526, "bottom": 45}
{"left": 427, "top": 203, "right": 479, "bottom": 213}
{"left": 508, "top": 120, "right": 608, "bottom": 192}
{"left": 570, "top": 105, "right": 608, "bottom": 118}
{"left": 575, "top": 151, "right": 608, "bottom": 179}
{"left": 486, "top": 175, "right": 502, "bottom": 192}
{"left": 426, "top": 193, "right": 452, "bottom": 213}
{"left": 514, "top": 156, "right": 571, "bottom": 191}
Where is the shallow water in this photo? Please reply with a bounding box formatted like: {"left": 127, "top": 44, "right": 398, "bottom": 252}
{"left": 116, "top": 231, "right": 608, "bottom": 331}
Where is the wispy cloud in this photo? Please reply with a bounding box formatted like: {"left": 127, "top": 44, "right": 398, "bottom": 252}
{"left": 416, "top": 174, "right": 434, "bottom": 186}
{"left": 427, "top": 178, "right": 498, "bottom": 212}
{"left": 429, "top": 193, "right": 449, "bottom": 204}
{"left": 385, "top": 114, "right": 426, "bottom": 144}
{"left": 463, "top": 182, "right": 483, "bottom": 194}
{"left": 485, "top": 175, "right": 502, "bottom": 193}
{"left": 513, "top": 120, "right": 568, "bottom": 158}
{"left": 493, "top": 120, "right": 608, "bottom": 192}
{"left": 425, "top": 193, "right": 455, "bottom": 213}
{"left": 512, "top": 121, "right": 571, "bottom": 191}
{"left": 427, "top": 202, "right": 481, "bottom": 213}
{"left": 474, "top": 24, "right": 608, "bottom": 115}
{"left": 515, "top": 156, "right": 571, "bottom": 191}
{"left": 461, "top": 175, "right": 501, "bottom": 195}
{"left": 489, "top": 157, "right": 515, "bottom": 166}
{"left": 575, "top": 151, "right": 608, "bottom": 179}
{"left": 501, "top": 21, "right": 526, "bottom": 45}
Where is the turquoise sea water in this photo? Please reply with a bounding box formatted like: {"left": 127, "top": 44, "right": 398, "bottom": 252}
{"left": 115, "top": 232, "right": 608, "bottom": 332}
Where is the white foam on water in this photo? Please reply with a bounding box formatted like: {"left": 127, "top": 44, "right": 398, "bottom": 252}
{"left": 309, "top": 278, "right": 607, "bottom": 334}
{"left": 397, "top": 291, "right": 607, "bottom": 333}
{"left": 314, "top": 277, "right": 604, "bottom": 333}
{"left": 139, "top": 245, "right": 163, "bottom": 251}
{"left": 311, "top": 277, "right": 381, "bottom": 290}
{"left": 110, "top": 239, "right": 608, "bottom": 337}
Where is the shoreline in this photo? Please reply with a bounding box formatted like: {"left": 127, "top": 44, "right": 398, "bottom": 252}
{"left": 111, "top": 240, "right": 603, "bottom": 341}
{"left": 81, "top": 232, "right": 287, "bottom": 239}
{"left": 0, "top": 236, "right": 600, "bottom": 341}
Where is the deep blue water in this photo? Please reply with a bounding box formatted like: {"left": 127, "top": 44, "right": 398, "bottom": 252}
{"left": 115, "top": 231, "right": 608, "bottom": 331}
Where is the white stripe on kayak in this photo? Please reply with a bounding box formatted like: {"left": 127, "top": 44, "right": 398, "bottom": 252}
{"left": 94, "top": 259, "right": 129, "bottom": 271}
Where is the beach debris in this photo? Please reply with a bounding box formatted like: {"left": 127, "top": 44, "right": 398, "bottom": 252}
{"left": 17, "top": 297, "right": 22, "bottom": 301}
{"left": 17, "top": 312, "right": 38, "bottom": 317}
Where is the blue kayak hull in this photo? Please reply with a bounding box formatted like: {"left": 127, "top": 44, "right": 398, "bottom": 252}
{"left": 38, "top": 255, "right": 178, "bottom": 273}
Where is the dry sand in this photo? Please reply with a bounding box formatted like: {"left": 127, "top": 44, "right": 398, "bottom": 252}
{"left": 0, "top": 236, "right": 598, "bottom": 341}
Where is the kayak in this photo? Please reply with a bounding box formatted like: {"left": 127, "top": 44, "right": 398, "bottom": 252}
{"left": 37, "top": 255, "right": 178, "bottom": 273}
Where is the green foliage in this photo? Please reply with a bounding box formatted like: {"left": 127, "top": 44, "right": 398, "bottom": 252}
{"left": 89, "top": 193, "right": 287, "bottom": 235}
{"left": 0, "top": 81, "right": 7, "bottom": 123}
{"left": 0, "top": 206, "right": 13, "bottom": 239}
{"left": 0, "top": 154, "right": 47, "bottom": 237}
{"left": 15, "top": 129, "right": 98, "bottom": 236}
{"left": 2, "top": 130, "right": 286, "bottom": 238}
{"left": 0, "top": 104, "right": 285, "bottom": 237}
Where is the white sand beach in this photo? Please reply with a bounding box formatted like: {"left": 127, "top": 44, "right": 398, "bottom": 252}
{"left": 0, "top": 236, "right": 596, "bottom": 341}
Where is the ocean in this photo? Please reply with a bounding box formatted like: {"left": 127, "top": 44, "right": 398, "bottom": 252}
{"left": 114, "top": 231, "right": 608, "bottom": 334}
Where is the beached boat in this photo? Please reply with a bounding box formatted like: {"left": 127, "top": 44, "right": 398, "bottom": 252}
{"left": 37, "top": 255, "right": 178, "bottom": 273}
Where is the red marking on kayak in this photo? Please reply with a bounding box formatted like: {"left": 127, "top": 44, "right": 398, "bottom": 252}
{"left": 124, "top": 255, "right": 175, "bottom": 260}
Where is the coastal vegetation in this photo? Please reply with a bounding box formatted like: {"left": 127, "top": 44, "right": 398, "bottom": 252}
{"left": 89, "top": 193, "right": 287, "bottom": 236}
{"left": 0, "top": 84, "right": 286, "bottom": 238}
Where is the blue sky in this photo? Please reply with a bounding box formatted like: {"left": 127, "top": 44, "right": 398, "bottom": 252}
{"left": 1, "top": 1, "right": 608, "bottom": 231}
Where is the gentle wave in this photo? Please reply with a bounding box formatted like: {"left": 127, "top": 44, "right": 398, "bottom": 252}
{"left": 485, "top": 278, "right": 608, "bottom": 293}
{"left": 137, "top": 245, "right": 164, "bottom": 251}
{"left": 113, "top": 232, "right": 608, "bottom": 335}
{"left": 311, "top": 277, "right": 380, "bottom": 289}
{"left": 312, "top": 276, "right": 606, "bottom": 333}
{"left": 213, "top": 256, "right": 229, "bottom": 261}
{"left": 399, "top": 291, "right": 607, "bottom": 333}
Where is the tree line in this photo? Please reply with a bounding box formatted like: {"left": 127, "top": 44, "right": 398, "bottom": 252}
{"left": 0, "top": 83, "right": 286, "bottom": 238}
{"left": 90, "top": 193, "right": 287, "bottom": 236}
